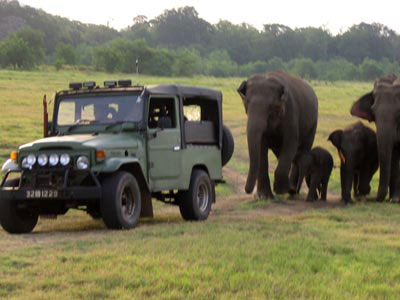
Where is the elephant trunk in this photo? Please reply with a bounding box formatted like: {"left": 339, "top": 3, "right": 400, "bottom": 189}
{"left": 245, "top": 119, "right": 264, "bottom": 194}
{"left": 376, "top": 129, "right": 394, "bottom": 202}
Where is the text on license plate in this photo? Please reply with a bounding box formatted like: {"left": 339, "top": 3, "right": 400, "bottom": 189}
{"left": 26, "top": 190, "right": 59, "bottom": 198}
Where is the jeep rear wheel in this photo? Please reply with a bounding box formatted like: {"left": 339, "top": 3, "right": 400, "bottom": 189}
{"left": 100, "top": 172, "right": 141, "bottom": 229}
{"left": 179, "top": 170, "right": 214, "bottom": 221}
{"left": 0, "top": 179, "right": 38, "bottom": 234}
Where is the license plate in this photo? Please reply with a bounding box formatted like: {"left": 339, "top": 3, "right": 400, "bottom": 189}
{"left": 26, "top": 190, "right": 59, "bottom": 199}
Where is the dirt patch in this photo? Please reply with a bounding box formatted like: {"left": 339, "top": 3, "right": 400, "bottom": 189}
{"left": 214, "top": 166, "right": 343, "bottom": 219}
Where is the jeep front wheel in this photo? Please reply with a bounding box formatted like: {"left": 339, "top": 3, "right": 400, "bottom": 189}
{"left": 0, "top": 179, "right": 38, "bottom": 234}
{"left": 179, "top": 170, "right": 214, "bottom": 221}
{"left": 100, "top": 172, "right": 141, "bottom": 229}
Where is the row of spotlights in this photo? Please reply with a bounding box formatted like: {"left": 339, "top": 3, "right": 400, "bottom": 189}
{"left": 21, "top": 154, "right": 88, "bottom": 169}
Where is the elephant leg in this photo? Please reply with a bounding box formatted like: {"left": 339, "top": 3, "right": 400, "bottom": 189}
{"left": 295, "top": 166, "right": 305, "bottom": 194}
{"left": 353, "top": 172, "right": 360, "bottom": 198}
{"left": 358, "top": 166, "right": 373, "bottom": 196}
{"left": 289, "top": 163, "right": 299, "bottom": 195}
{"left": 274, "top": 145, "right": 298, "bottom": 194}
{"left": 305, "top": 174, "right": 311, "bottom": 188}
{"left": 257, "top": 136, "right": 274, "bottom": 199}
{"left": 389, "top": 149, "right": 400, "bottom": 201}
{"left": 320, "top": 179, "right": 328, "bottom": 201}
{"left": 341, "top": 164, "right": 353, "bottom": 203}
{"left": 306, "top": 173, "right": 320, "bottom": 202}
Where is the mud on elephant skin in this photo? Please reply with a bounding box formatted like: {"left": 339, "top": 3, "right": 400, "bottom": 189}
{"left": 237, "top": 69, "right": 318, "bottom": 199}
{"left": 351, "top": 74, "right": 400, "bottom": 202}
{"left": 295, "top": 147, "right": 333, "bottom": 202}
{"left": 328, "top": 122, "right": 378, "bottom": 203}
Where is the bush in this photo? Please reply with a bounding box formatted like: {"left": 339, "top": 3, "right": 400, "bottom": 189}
{"left": 55, "top": 42, "right": 77, "bottom": 65}
{"left": 205, "top": 50, "right": 237, "bottom": 77}
{"left": 145, "top": 48, "right": 175, "bottom": 76}
{"left": 53, "top": 58, "right": 64, "bottom": 71}
{"left": 359, "top": 58, "right": 384, "bottom": 80}
{"left": 287, "top": 58, "right": 317, "bottom": 79}
{"left": 172, "top": 48, "right": 203, "bottom": 76}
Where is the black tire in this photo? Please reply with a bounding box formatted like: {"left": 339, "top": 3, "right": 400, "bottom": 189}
{"left": 100, "top": 172, "right": 141, "bottom": 229}
{"left": 222, "top": 125, "right": 234, "bottom": 167}
{"left": 0, "top": 179, "right": 38, "bottom": 234}
{"left": 179, "top": 170, "right": 214, "bottom": 221}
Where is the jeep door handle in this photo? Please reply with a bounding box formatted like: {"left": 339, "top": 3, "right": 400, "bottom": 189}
{"left": 173, "top": 146, "right": 180, "bottom": 151}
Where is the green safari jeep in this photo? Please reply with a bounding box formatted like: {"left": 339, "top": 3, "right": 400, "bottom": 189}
{"left": 0, "top": 80, "right": 234, "bottom": 233}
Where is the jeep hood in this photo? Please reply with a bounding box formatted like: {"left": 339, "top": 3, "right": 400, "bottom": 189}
{"left": 19, "top": 133, "right": 140, "bottom": 151}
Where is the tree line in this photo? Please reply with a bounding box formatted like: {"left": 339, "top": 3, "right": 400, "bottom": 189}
{"left": 0, "top": 1, "right": 400, "bottom": 80}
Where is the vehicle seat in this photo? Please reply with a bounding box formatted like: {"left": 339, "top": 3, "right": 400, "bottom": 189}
{"left": 158, "top": 116, "right": 172, "bottom": 129}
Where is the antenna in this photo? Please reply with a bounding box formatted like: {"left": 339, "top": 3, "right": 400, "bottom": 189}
{"left": 136, "top": 58, "right": 140, "bottom": 86}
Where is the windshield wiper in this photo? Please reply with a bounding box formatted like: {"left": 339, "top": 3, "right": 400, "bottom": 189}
{"left": 105, "top": 121, "right": 126, "bottom": 131}
{"left": 66, "top": 119, "right": 96, "bottom": 133}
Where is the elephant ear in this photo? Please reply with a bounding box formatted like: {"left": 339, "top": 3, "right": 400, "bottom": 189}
{"left": 350, "top": 92, "right": 375, "bottom": 122}
{"left": 237, "top": 80, "right": 248, "bottom": 113}
{"left": 328, "top": 130, "right": 343, "bottom": 149}
{"left": 237, "top": 80, "right": 247, "bottom": 100}
{"left": 328, "top": 130, "right": 346, "bottom": 164}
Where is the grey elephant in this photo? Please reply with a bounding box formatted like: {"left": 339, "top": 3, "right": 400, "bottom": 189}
{"left": 295, "top": 147, "right": 333, "bottom": 202}
{"left": 237, "top": 70, "right": 318, "bottom": 199}
{"left": 351, "top": 74, "right": 400, "bottom": 202}
{"left": 328, "top": 122, "right": 378, "bottom": 203}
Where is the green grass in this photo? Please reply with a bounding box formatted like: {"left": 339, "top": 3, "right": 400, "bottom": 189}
{"left": 0, "top": 69, "right": 398, "bottom": 299}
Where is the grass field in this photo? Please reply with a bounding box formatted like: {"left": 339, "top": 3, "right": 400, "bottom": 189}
{"left": 1, "top": 70, "right": 400, "bottom": 299}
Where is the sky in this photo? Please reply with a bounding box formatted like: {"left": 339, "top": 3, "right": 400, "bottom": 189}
{"left": 18, "top": 0, "right": 400, "bottom": 34}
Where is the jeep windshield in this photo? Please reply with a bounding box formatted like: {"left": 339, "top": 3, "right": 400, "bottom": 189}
{"left": 56, "top": 93, "right": 144, "bottom": 132}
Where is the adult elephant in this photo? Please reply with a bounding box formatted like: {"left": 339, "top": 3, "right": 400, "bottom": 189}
{"left": 351, "top": 74, "right": 400, "bottom": 202}
{"left": 237, "top": 70, "right": 318, "bottom": 199}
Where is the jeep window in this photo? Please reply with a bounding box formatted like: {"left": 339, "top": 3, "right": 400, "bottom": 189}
{"left": 183, "top": 98, "right": 219, "bottom": 145}
{"left": 57, "top": 94, "right": 143, "bottom": 127}
{"left": 148, "top": 97, "right": 177, "bottom": 129}
{"left": 183, "top": 105, "right": 201, "bottom": 121}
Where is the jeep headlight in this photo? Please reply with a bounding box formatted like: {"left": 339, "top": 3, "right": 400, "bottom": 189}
{"left": 22, "top": 154, "right": 36, "bottom": 168}
{"left": 49, "top": 154, "right": 59, "bottom": 166}
{"left": 37, "top": 154, "right": 48, "bottom": 166}
{"left": 60, "top": 153, "right": 71, "bottom": 166}
{"left": 76, "top": 156, "right": 89, "bottom": 170}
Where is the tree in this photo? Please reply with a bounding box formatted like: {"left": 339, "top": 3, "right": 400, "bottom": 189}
{"left": 151, "top": 7, "right": 213, "bottom": 51}
{"left": 336, "top": 23, "right": 397, "bottom": 64}
{"left": 172, "top": 48, "right": 203, "bottom": 76}
{"left": 212, "top": 21, "right": 259, "bottom": 64}
{"left": 205, "top": 50, "right": 237, "bottom": 77}
{"left": 288, "top": 58, "right": 317, "bottom": 79}
{"left": 55, "top": 42, "right": 77, "bottom": 65}
{"left": 93, "top": 46, "right": 120, "bottom": 73}
{"left": 0, "top": 35, "right": 32, "bottom": 68}
{"left": 0, "top": 26, "right": 44, "bottom": 69}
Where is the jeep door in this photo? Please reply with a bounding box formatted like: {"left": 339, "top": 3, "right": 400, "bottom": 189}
{"left": 147, "top": 96, "right": 182, "bottom": 189}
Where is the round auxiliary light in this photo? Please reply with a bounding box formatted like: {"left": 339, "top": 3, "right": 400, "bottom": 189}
{"left": 21, "top": 157, "right": 30, "bottom": 169}
{"left": 26, "top": 154, "right": 36, "bottom": 166}
{"left": 76, "top": 156, "right": 89, "bottom": 170}
{"left": 37, "top": 154, "right": 48, "bottom": 166}
{"left": 60, "top": 153, "right": 71, "bottom": 166}
{"left": 49, "top": 154, "right": 59, "bottom": 166}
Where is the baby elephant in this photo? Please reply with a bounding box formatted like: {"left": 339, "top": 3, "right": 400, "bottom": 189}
{"left": 296, "top": 147, "right": 334, "bottom": 201}
{"left": 328, "top": 122, "right": 378, "bottom": 203}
